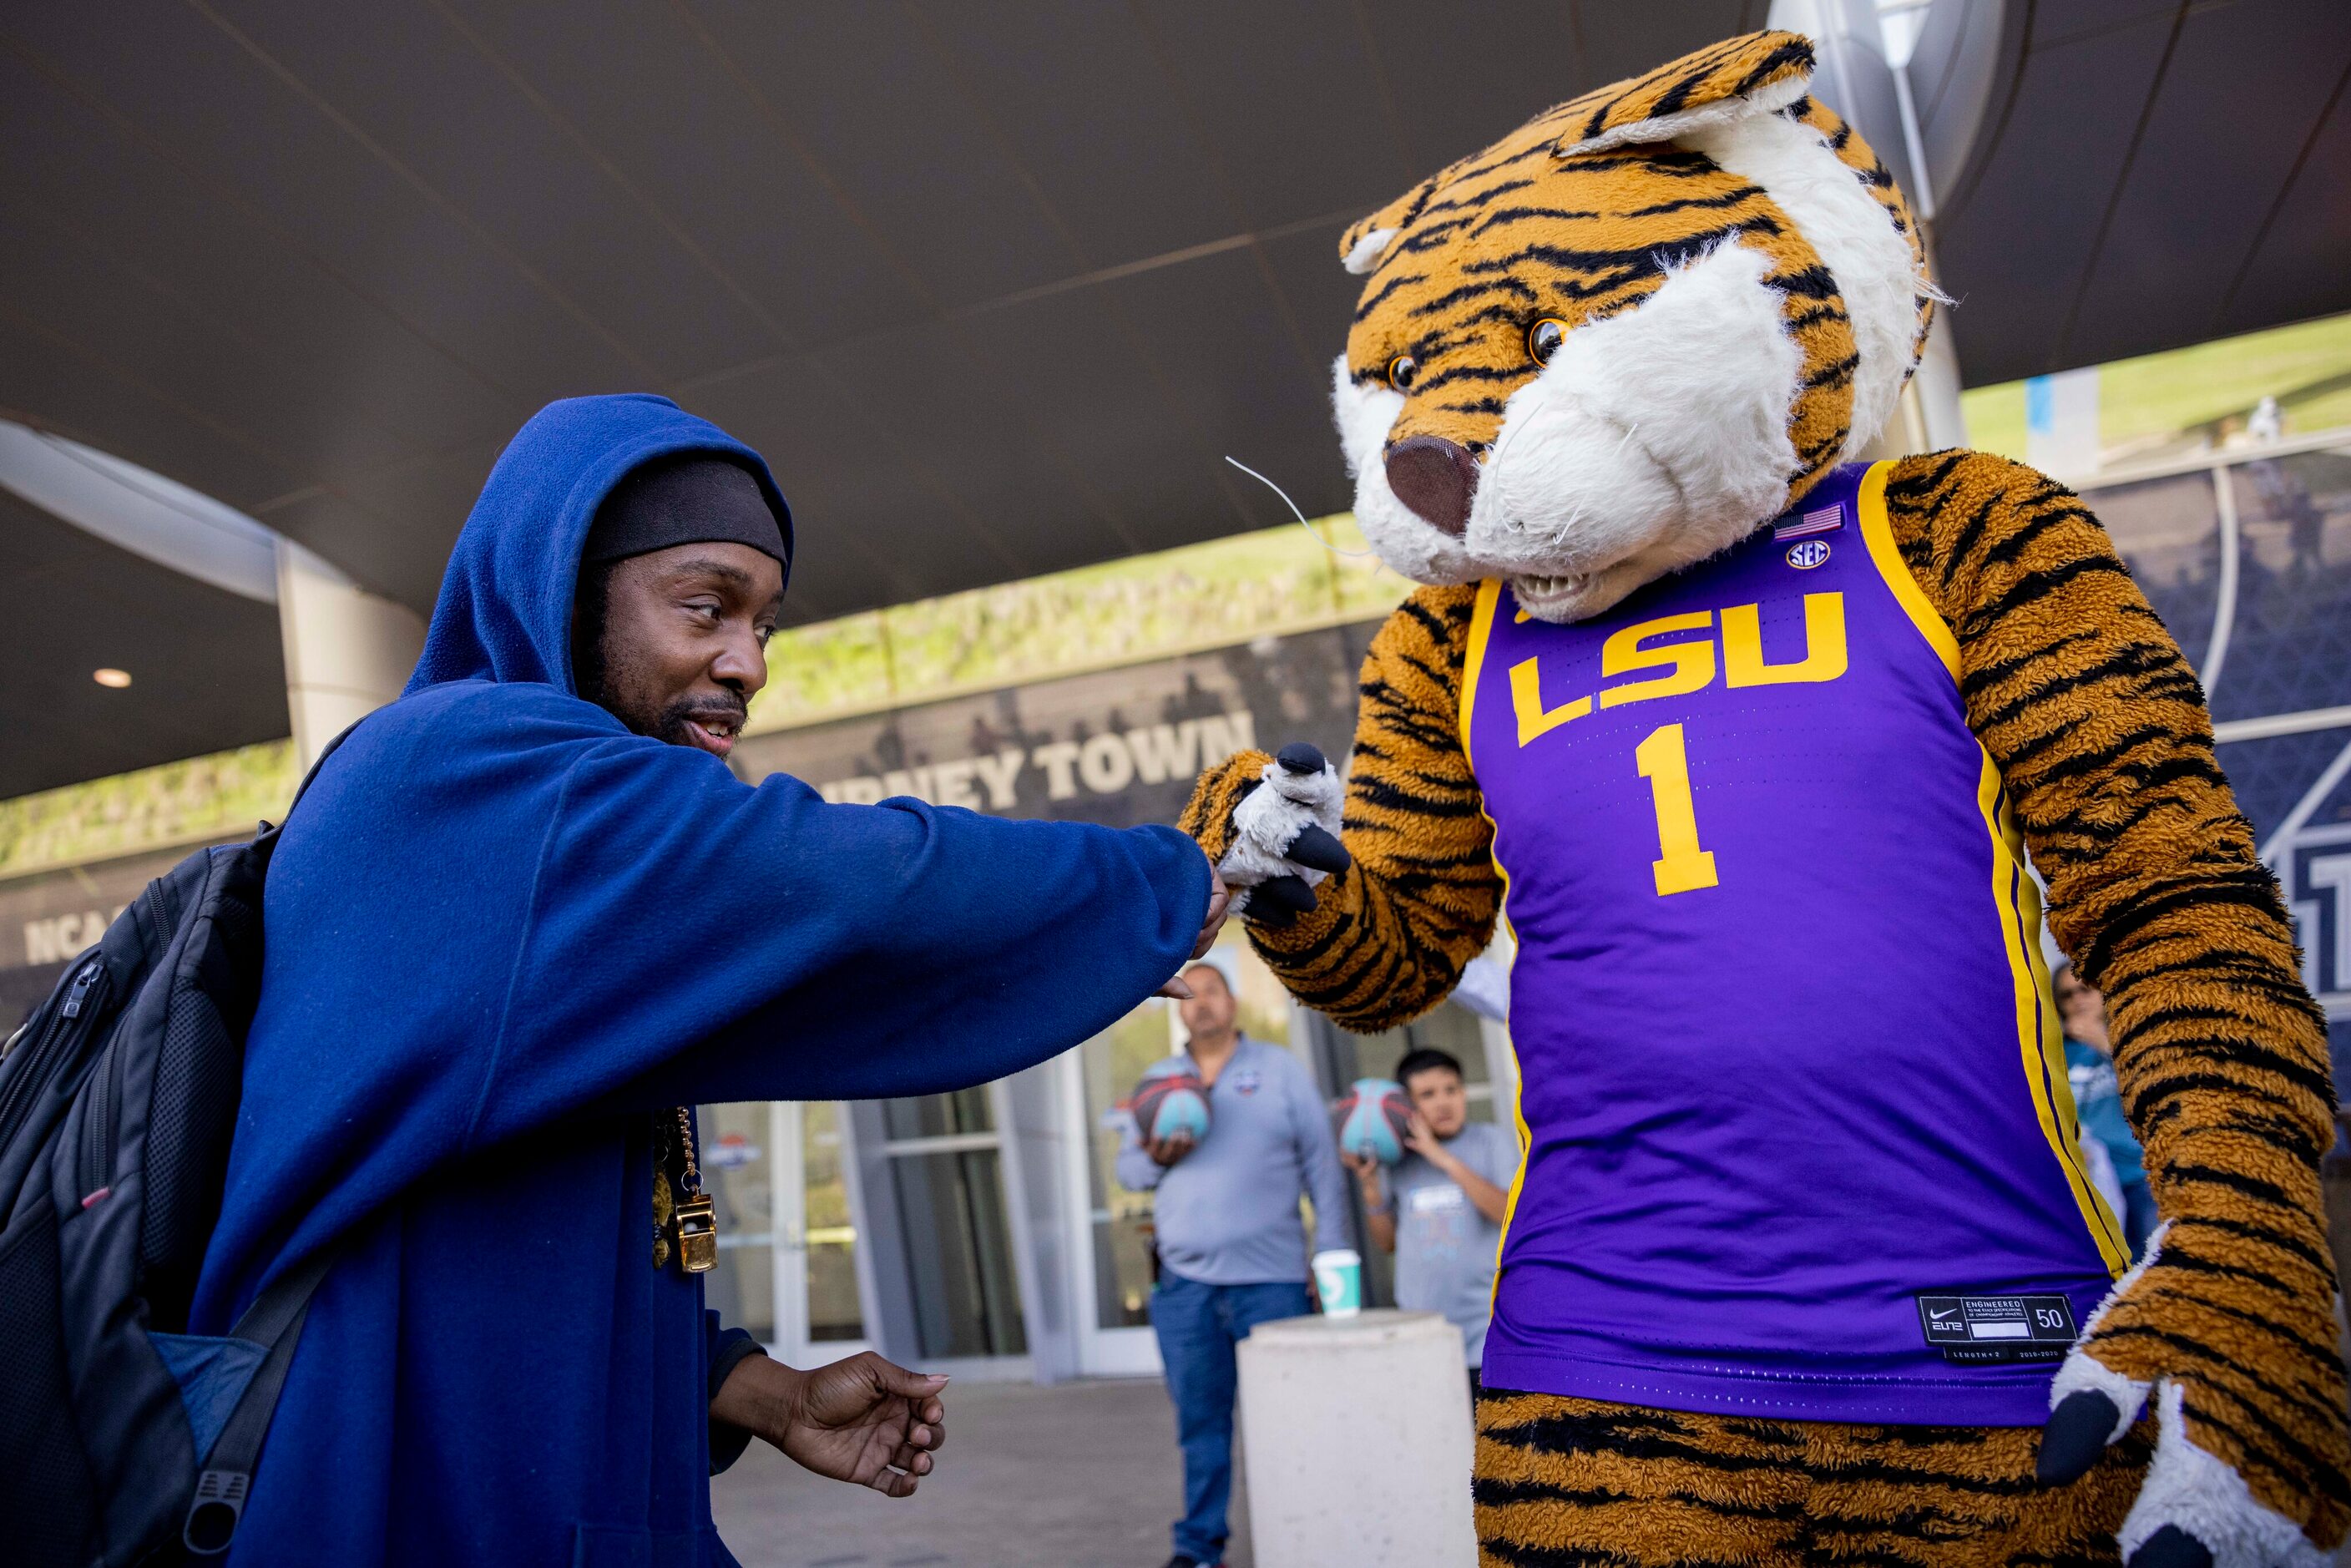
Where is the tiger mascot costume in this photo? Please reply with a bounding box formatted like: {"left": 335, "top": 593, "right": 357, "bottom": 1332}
{"left": 1178, "top": 31, "right": 2348, "bottom": 1568}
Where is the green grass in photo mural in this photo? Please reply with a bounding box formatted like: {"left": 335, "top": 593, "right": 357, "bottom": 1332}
{"left": 1963, "top": 311, "right": 2351, "bottom": 466}
{"left": 0, "top": 741, "right": 299, "bottom": 882}
{"left": 747, "top": 512, "right": 1401, "bottom": 735}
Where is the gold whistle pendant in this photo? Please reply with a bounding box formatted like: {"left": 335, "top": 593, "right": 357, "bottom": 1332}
{"left": 668, "top": 1105, "right": 718, "bottom": 1275}
{"left": 670, "top": 1189, "right": 718, "bottom": 1274}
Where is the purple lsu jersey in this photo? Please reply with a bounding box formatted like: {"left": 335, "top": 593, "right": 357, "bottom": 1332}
{"left": 1466, "top": 462, "right": 2129, "bottom": 1425}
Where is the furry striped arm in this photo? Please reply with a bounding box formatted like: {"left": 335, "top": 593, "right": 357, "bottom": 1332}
{"left": 1883, "top": 448, "right": 2348, "bottom": 1550}
{"left": 1177, "top": 585, "right": 1501, "bottom": 1032}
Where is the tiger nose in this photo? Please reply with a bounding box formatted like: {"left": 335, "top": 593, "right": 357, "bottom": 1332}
{"left": 1384, "top": 435, "right": 1479, "bottom": 537}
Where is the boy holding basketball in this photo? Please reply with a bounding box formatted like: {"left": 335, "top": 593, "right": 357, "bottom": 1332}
{"left": 1345, "top": 1049, "right": 1517, "bottom": 1383}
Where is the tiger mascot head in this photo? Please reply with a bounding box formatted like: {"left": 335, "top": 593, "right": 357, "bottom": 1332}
{"left": 1335, "top": 30, "right": 1938, "bottom": 623}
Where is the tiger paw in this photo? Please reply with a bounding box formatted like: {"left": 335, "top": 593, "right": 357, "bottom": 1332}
{"left": 1202, "top": 743, "right": 1349, "bottom": 927}
{"left": 2036, "top": 1228, "right": 2348, "bottom": 1567}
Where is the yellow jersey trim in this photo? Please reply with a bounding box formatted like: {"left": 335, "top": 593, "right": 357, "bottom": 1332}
{"left": 1858, "top": 465, "right": 2131, "bottom": 1277}
{"left": 1459, "top": 578, "right": 1503, "bottom": 758}
{"left": 1460, "top": 579, "right": 1536, "bottom": 1305}
{"left": 1856, "top": 461, "right": 1960, "bottom": 680}
{"left": 1984, "top": 758, "right": 2131, "bottom": 1274}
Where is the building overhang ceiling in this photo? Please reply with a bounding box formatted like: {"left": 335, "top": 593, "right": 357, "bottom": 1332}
{"left": 1913, "top": 0, "right": 2351, "bottom": 387}
{"left": 1, "top": 1, "right": 2343, "bottom": 795}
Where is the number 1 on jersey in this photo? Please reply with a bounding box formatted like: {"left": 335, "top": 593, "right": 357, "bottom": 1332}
{"left": 1635, "top": 723, "right": 1719, "bottom": 895}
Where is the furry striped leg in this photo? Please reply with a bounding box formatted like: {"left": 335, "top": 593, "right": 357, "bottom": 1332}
{"left": 1474, "top": 1389, "right": 2151, "bottom": 1567}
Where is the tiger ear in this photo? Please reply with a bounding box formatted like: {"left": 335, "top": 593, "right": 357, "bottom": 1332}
{"left": 1338, "top": 175, "right": 1437, "bottom": 276}
{"left": 1550, "top": 30, "right": 1816, "bottom": 158}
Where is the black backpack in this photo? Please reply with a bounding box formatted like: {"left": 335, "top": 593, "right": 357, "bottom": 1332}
{"left": 0, "top": 733, "right": 348, "bottom": 1566}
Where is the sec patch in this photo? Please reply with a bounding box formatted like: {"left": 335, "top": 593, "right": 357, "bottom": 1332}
{"left": 1786, "top": 539, "right": 1832, "bottom": 569}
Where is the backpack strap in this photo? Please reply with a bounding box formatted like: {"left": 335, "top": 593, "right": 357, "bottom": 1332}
{"left": 180, "top": 719, "right": 370, "bottom": 1553}
{"left": 181, "top": 1243, "right": 341, "bottom": 1555}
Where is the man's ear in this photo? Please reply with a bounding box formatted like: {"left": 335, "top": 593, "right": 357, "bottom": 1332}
{"left": 1549, "top": 29, "right": 1815, "bottom": 159}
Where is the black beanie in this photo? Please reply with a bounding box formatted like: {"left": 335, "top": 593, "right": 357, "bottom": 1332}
{"left": 582, "top": 455, "right": 789, "bottom": 570}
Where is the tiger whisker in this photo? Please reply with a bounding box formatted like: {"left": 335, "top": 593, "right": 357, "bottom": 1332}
{"left": 1224, "top": 455, "right": 1377, "bottom": 559}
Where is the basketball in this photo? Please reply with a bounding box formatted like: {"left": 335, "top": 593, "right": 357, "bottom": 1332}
{"left": 1333, "top": 1077, "right": 1413, "bottom": 1165}
{"left": 1130, "top": 1066, "right": 1212, "bottom": 1145}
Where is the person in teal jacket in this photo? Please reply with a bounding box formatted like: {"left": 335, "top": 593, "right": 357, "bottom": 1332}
{"left": 2055, "top": 960, "right": 2156, "bottom": 1258}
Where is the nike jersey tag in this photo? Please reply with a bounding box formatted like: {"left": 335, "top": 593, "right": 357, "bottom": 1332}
{"left": 1914, "top": 1292, "right": 2078, "bottom": 1364}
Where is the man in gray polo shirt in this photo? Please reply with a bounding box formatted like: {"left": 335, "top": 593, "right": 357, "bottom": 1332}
{"left": 1116, "top": 952, "right": 1347, "bottom": 1568}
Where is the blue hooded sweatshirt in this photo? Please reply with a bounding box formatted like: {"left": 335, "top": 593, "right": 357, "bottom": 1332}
{"left": 186, "top": 395, "right": 1211, "bottom": 1566}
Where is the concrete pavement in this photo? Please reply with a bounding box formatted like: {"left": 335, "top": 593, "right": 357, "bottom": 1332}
{"left": 711, "top": 1375, "right": 1253, "bottom": 1568}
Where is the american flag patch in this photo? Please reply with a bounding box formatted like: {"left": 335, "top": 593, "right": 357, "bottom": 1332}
{"left": 1775, "top": 503, "right": 1843, "bottom": 541}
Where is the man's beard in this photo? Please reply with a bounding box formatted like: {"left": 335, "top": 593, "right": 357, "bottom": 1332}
{"left": 639, "top": 692, "right": 747, "bottom": 748}
{"left": 591, "top": 644, "right": 746, "bottom": 746}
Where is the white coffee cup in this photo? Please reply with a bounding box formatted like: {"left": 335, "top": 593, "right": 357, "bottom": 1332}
{"left": 1311, "top": 1248, "right": 1362, "bottom": 1318}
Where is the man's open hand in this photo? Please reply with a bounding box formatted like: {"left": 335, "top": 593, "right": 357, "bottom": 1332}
{"left": 711, "top": 1351, "right": 947, "bottom": 1499}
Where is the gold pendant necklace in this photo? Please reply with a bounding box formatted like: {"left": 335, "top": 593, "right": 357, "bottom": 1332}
{"left": 666, "top": 1105, "right": 719, "bottom": 1276}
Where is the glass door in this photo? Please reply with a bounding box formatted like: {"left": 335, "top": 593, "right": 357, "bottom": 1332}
{"left": 1312, "top": 971, "right": 1521, "bottom": 1312}
{"left": 1061, "top": 1002, "right": 1175, "bottom": 1375}
{"left": 695, "top": 1101, "right": 774, "bottom": 1344}
{"left": 876, "top": 1089, "right": 1028, "bottom": 1360}
{"left": 771, "top": 1101, "right": 870, "bottom": 1366}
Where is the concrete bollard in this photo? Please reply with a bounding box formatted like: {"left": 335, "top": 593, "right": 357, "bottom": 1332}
{"left": 1236, "top": 1309, "right": 1476, "bottom": 1568}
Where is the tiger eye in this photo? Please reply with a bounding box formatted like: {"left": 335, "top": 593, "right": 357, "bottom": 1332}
{"left": 1527, "top": 317, "right": 1568, "bottom": 365}
{"left": 1385, "top": 354, "right": 1418, "bottom": 392}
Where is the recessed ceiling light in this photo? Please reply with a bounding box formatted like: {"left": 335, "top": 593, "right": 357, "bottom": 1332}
{"left": 92, "top": 667, "right": 132, "bottom": 688}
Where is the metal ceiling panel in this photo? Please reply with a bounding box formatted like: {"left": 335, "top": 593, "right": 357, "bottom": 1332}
{"left": 207, "top": 0, "right": 775, "bottom": 383}
{"left": 6, "top": 4, "right": 635, "bottom": 455}
{"left": 1132, "top": 0, "right": 1410, "bottom": 231}
{"left": 683, "top": 2, "right": 1078, "bottom": 313}
{"left": 2065, "top": 1, "right": 2351, "bottom": 367}
{"left": 949, "top": 285, "right": 1246, "bottom": 561}
{"left": 2216, "top": 63, "right": 2351, "bottom": 341}
{"left": 1090, "top": 240, "right": 1340, "bottom": 534}
{"left": 1578, "top": 0, "right": 1768, "bottom": 84}
{"left": 822, "top": 311, "right": 1105, "bottom": 582}
{"left": 1356, "top": 0, "right": 1586, "bottom": 177}
{"left": 0, "top": 195, "right": 421, "bottom": 483}
{"left": 910, "top": 1, "right": 1236, "bottom": 271}
{"left": 1929, "top": 8, "right": 2180, "bottom": 383}
{"left": 0, "top": 301, "right": 304, "bottom": 515}
{"left": 4, "top": 0, "right": 2341, "bottom": 797}
{"left": 452, "top": 0, "right": 920, "bottom": 352}
{"left": 0, "top": 65, "right": 511, "bottom": 464}
{"left": 1922, "top": 0, "right": 2351, "bottom": 384}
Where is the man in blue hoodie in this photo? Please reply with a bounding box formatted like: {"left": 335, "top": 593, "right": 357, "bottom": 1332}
{"left": 187, "top": 395, "right": 1224, "bottom": 1566}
